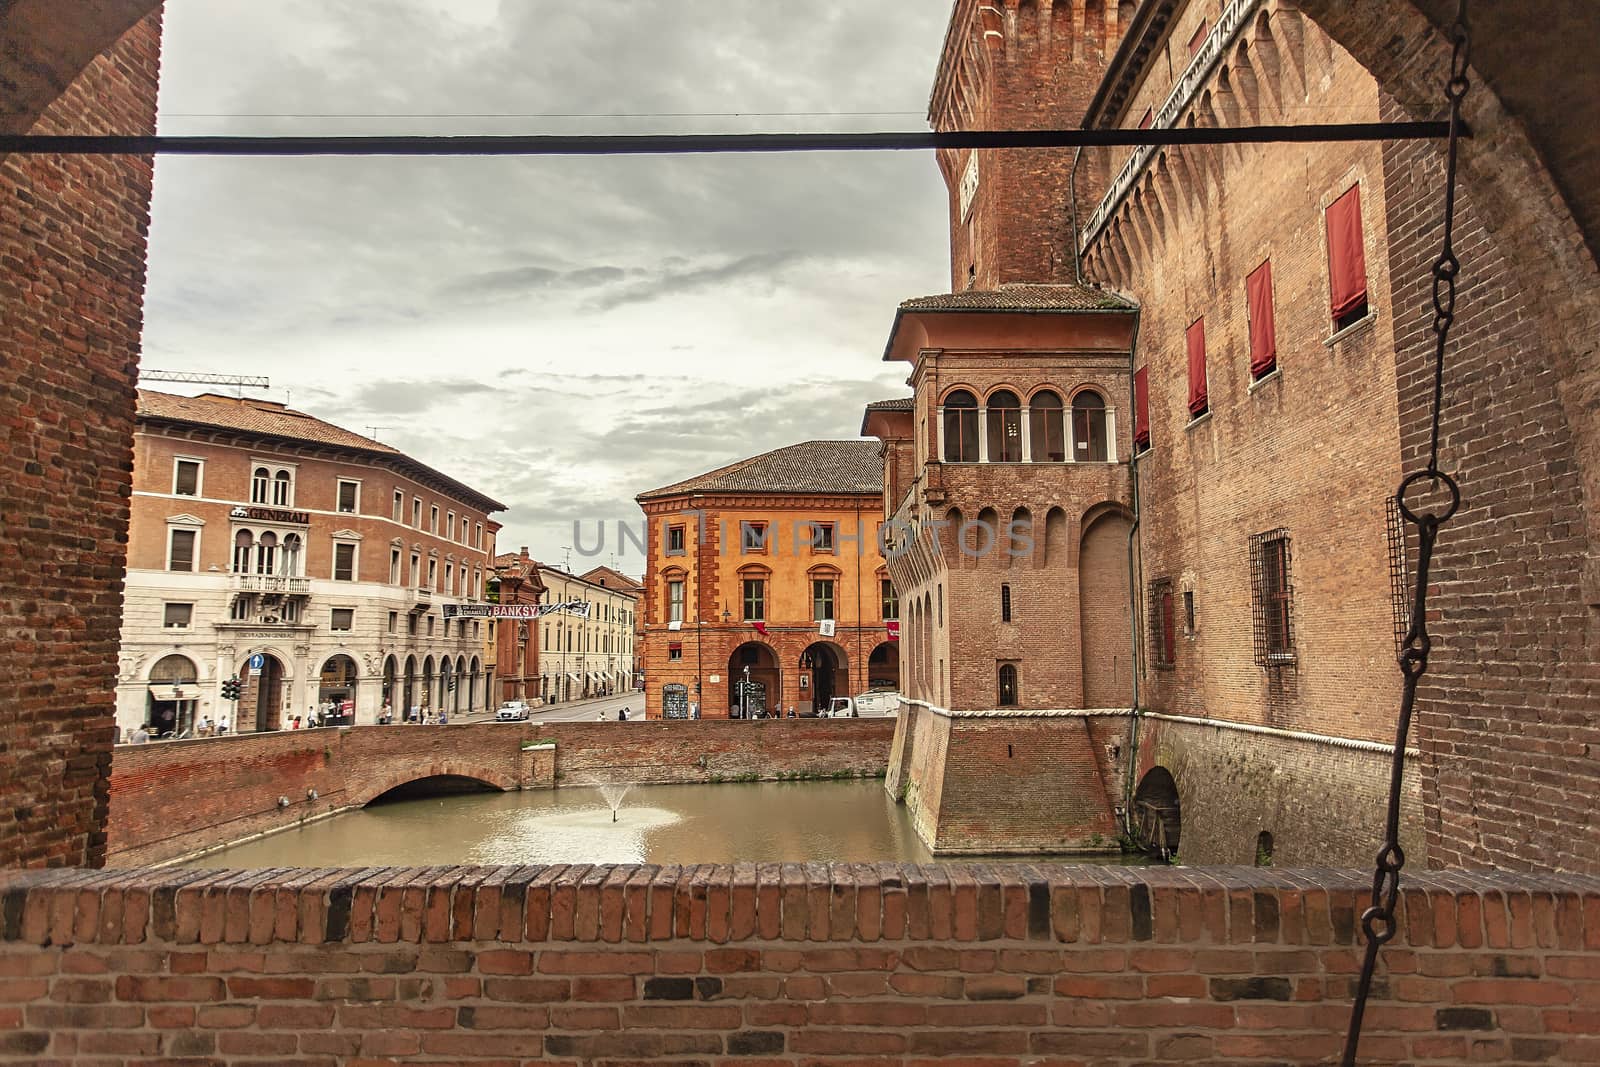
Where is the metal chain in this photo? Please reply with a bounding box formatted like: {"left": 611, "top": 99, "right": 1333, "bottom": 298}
{"left": 1340, "top": 3, "right": 1469, "bottom": 1064}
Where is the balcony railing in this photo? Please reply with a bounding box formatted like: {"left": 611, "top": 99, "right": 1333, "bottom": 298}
{"left": 232, "top": 574, "right": 310, "bottom": 595}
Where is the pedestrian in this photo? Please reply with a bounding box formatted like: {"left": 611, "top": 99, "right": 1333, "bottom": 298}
{"left": 217, "top": 714, "right": 229, "bottom": 736}
{"left": 787, "top": 706, "right": 796, "bottom": 719}
{"left": 438, "top": 710, "right": 448, "bottom": 725}
{"left": 619, "top": 706, "right": 629, "bottom": 721}
{"left": 689, "top": 700, "right": 700, "bottom": 720}
{"left": 131, "top": 723, "right": 150, "bottom": 744}
{"left": 381, "top": 700, "right": 392, "bottom": 724}
{"left": 198, "top": 715, "right": 214, "bottom": 737}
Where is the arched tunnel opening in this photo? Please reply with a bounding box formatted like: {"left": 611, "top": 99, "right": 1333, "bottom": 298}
{"left": 366, "top": 774, "right": 503, "bottom": 806}
{"left": 1132, "top": 766, "right": 1182, "bottom": 861}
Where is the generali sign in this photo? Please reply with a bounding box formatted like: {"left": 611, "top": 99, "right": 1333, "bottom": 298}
{"left": 231, "top": 505, "right": 311, "bottom": 525}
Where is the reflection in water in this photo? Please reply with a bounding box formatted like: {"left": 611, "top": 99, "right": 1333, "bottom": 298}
{"left": 190, "top": 781, "right": 1147, "bottom": 868}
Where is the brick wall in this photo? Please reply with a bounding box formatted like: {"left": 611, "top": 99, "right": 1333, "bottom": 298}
{"left": 106, "top": 721, "right": 893, "bottom": 865}
{"left": 0, "top": 12, "right": 163, "bottom": 869}
{"left": 1136, "top": 716, "right": 1425, "bottom": 868}
{"left": 1379, "top": 92, "right": 1600, "bottom": 872}
{"left": 3, "top": 863, "right": 1597, "bottom": 1064}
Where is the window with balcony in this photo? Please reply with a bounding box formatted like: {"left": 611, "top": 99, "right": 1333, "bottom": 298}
{"left": 333, "top": 542, "right": 356, "bottom": 582}
{"left": 330, "top": 608, "right": 354, "bottom": 632}
{"left": 255, "top": 531, "right": 277, "bottom": 575}
{"left": 337, "top": 480, "right": 359, "bottom": 514}
{"left": 233, "top": 530, "right": 253, "bottom": 574}
{"left": 173, "top": 458, "right": 202, "bottom": 497}
{"left": 163, "top": 602, "right": 193, "bottom": 629}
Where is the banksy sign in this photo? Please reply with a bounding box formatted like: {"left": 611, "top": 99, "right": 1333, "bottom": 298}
{"left": 443, "top": 600, "right": 591, "bottom": 620}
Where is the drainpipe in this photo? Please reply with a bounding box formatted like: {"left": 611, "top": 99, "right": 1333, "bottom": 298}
{"left": 1121, "top": 306, "right": 1145, "bottom": 841}
{"left": 1069, "top": 147, "right": 1085, "bottom": 286}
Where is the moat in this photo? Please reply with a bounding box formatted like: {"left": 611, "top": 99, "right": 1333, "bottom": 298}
{"left": 186, "top": 780, "right": 1149, "bottom": 867}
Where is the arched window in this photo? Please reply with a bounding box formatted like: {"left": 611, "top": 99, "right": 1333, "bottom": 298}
{"left": 250, "top": 467, "right": 271, "bottom": 504}
{"left": 986, "top": 390, "right": 1022, "bottom": 462}
{"left": 272, "top": 470, "right": 292, "bottom": 506}
{"left": 998, "top": 663, "right": 1018, "bottom": 707}
{"left": 1073, "top": 390, "right": 1109, "bottom": 462}
{"left": 942, "top": 390, "right": 978, "bottom": 462}
{"left": 282, "top": 534, "right": 302, "bottom": 577}
{"left": 255, "top": 531, "right": 277, "bottom": 575}
{"left": 1029, "top": 390, "right": 1066, "bottom": 462}
{"left": 232, "top": 530, "right": 253, "bottom": 574}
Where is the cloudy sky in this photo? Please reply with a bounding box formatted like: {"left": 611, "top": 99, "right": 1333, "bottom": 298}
{"left": 142, "top": 1, "right": 957, "bottom": 574}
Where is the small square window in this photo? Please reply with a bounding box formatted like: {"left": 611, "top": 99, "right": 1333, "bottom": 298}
{"left": 740, "top": 522, "right": 768, "bottom": 553}
{"left": 173, "top": 459, "right": 201, "bottom": 497}
{"left": 337, "top": 480, "right": 359, "bottom": 514}
{"left": 330, "top": 608, "right": 354, "bottom": 632}
{"left": 666, "top": 525, "right": 686, "bottom": 555}
{"left": 811, "top": 523, "right": 836, "bottom": 552}
{"left": 669, "top": 646, "right": 683, "bottom": 661}
{"left": 163, "top": 602, "right": 193, "bottom": 629}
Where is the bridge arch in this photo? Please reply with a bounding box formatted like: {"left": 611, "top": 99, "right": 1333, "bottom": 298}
{"left": 355, "top": 762, "right": 518, "bottom": 807}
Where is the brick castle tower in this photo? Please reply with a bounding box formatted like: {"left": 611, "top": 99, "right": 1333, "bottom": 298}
{"left": 930, "top": 0, "right": 1129, "bottom": 289}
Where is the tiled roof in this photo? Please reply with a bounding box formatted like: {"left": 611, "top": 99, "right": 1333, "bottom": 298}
{"left": 579, "top": 565, "right": 644, "bottom": 592}
{"left": 637, "top": 440, "right": 882, "bottom": 501}
{"left": 898, "top": 283, "right": 1137, "bottom": 312}
{"left": 136, "top": 391, "right": 396, "bottom": 453}
{"left": 136, "top": 389, "right": 506, "bottom": 512}
{"left": 864, "top": 397, "right": 915, "bottom": 412}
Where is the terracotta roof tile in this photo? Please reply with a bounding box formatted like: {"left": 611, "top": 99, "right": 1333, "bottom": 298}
{"left": 864, "top": 396, "right": 915, "bottom": 412}
{"left": 637, "top": 440, "right": 881, "bottom": 500}
{"left": 898, "top": 283, "right": 1136, "bottom": 312}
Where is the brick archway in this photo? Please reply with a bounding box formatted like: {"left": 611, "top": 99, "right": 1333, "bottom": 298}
{"left": 354, "top": 762, "right": 518, "bottom": 807}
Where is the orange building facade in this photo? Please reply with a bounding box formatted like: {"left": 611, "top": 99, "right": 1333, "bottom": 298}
{"left": 637, "top": 442, "right": 899, "bottom": 720}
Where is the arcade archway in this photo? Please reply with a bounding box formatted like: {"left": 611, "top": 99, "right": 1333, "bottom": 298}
{"left": 867, "top": 641, "right": 900, "bottom": 691}
{"left": 727, "top": 642, "right": 779, "bottom": 719}
{"left": 799, "top": 642, "right": 849, "bottom": 715}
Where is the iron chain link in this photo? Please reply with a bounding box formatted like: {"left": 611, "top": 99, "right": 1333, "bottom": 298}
{"left": 1340, "top": 2, "right": 1469, "bottom": 1063}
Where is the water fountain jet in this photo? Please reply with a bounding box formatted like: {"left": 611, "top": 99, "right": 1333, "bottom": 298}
{"left": 598, "top": 783, "right": 631, "bottom": 823}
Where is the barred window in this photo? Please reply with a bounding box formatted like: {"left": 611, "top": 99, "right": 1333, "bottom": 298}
{"left": 1001, "top": 583, "right": 1013, "bottom": 623}
{"left": 1385, "top": 497, "right": 1412, "bottom": 657}
{"left": 1148, "top": 578, "right": 1176, "bottom": 669}
{"left": 1249, "top": 529, "right": 1295, "bottom": 664}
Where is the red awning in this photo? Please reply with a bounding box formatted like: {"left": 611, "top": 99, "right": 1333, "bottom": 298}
{"left": 1185, "top": 319, "right": 1208, "bottom": 416}
{"left": 1247, "top": 259, "right": 1277, "bottom": 376}
{"left": 1326, "top": 185, "right": 1367, "bottom": 317}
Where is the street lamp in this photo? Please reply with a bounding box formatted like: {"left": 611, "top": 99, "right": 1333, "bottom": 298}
{"left": 741, "top": 663, "right": 750, "bottom": 720}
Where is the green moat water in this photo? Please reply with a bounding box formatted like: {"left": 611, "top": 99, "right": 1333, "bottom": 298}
{"left": 189, "top": 780, "right": 1149, "bottom": 867}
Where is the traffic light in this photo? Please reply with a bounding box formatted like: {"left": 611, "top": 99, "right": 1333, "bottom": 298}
{"left": 221, "top": 677, "right": 240, "bottom": 701}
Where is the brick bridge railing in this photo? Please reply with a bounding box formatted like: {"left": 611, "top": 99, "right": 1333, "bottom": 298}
{"left": 1, "top": 864, "right": 1595, "bottom": 1064}
{"left": 107, "top": 720, "right": 895, "bottom": 866}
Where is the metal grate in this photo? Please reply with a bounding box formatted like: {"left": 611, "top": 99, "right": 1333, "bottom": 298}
{"left": 1147, "top": 578, "right": 1176, "bottom": 669}
{"left": 1248, "top": 529, "right": 1295, "bottom": 665}
{"left": 1385, "top": 497, "right": 1412, "bottom": 658}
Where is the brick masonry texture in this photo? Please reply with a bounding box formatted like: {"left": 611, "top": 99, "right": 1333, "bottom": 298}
{"left": 0, "top": 13, "right": 163, "bottom": 869}
{"left": 3, "top": 863, "right": 1600, "bottom": 1065}
{"left": 106, "top": 721, "right": 893, "bottom": 865}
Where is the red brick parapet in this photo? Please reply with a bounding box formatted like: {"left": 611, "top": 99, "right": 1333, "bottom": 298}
{"left": 2, "top": 865, "right": 1598, "bottom": 1062}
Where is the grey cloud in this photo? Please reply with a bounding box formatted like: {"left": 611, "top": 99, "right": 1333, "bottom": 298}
{"left": 343, "top": 378, "right": 496, "bottom": 415}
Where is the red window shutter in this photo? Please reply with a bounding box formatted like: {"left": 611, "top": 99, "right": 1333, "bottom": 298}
{"left": 1138, "top": 108, "right": 1153, "bottom": 130}
{"left": 1133, "top": 366, "right": 1150, "bottom": 448}
{"left": 1187, "top": 19, "right": 1209, "bottom": 57}
{"left": 1326, "top": 185, "right": 1368, "bottom": 318}
{"left": 1186, "top": 318, "right": 1208, "bottom": 416}
{"left": 1161, "top": 590, "right": 1176, "bottom": 663}
{"left": 1246, "top": 259, "right": 1277, "bottom": 377}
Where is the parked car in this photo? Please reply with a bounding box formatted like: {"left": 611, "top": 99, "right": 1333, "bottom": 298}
{"left": 495, "top": 702, "right": 530, "bottom": 722}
